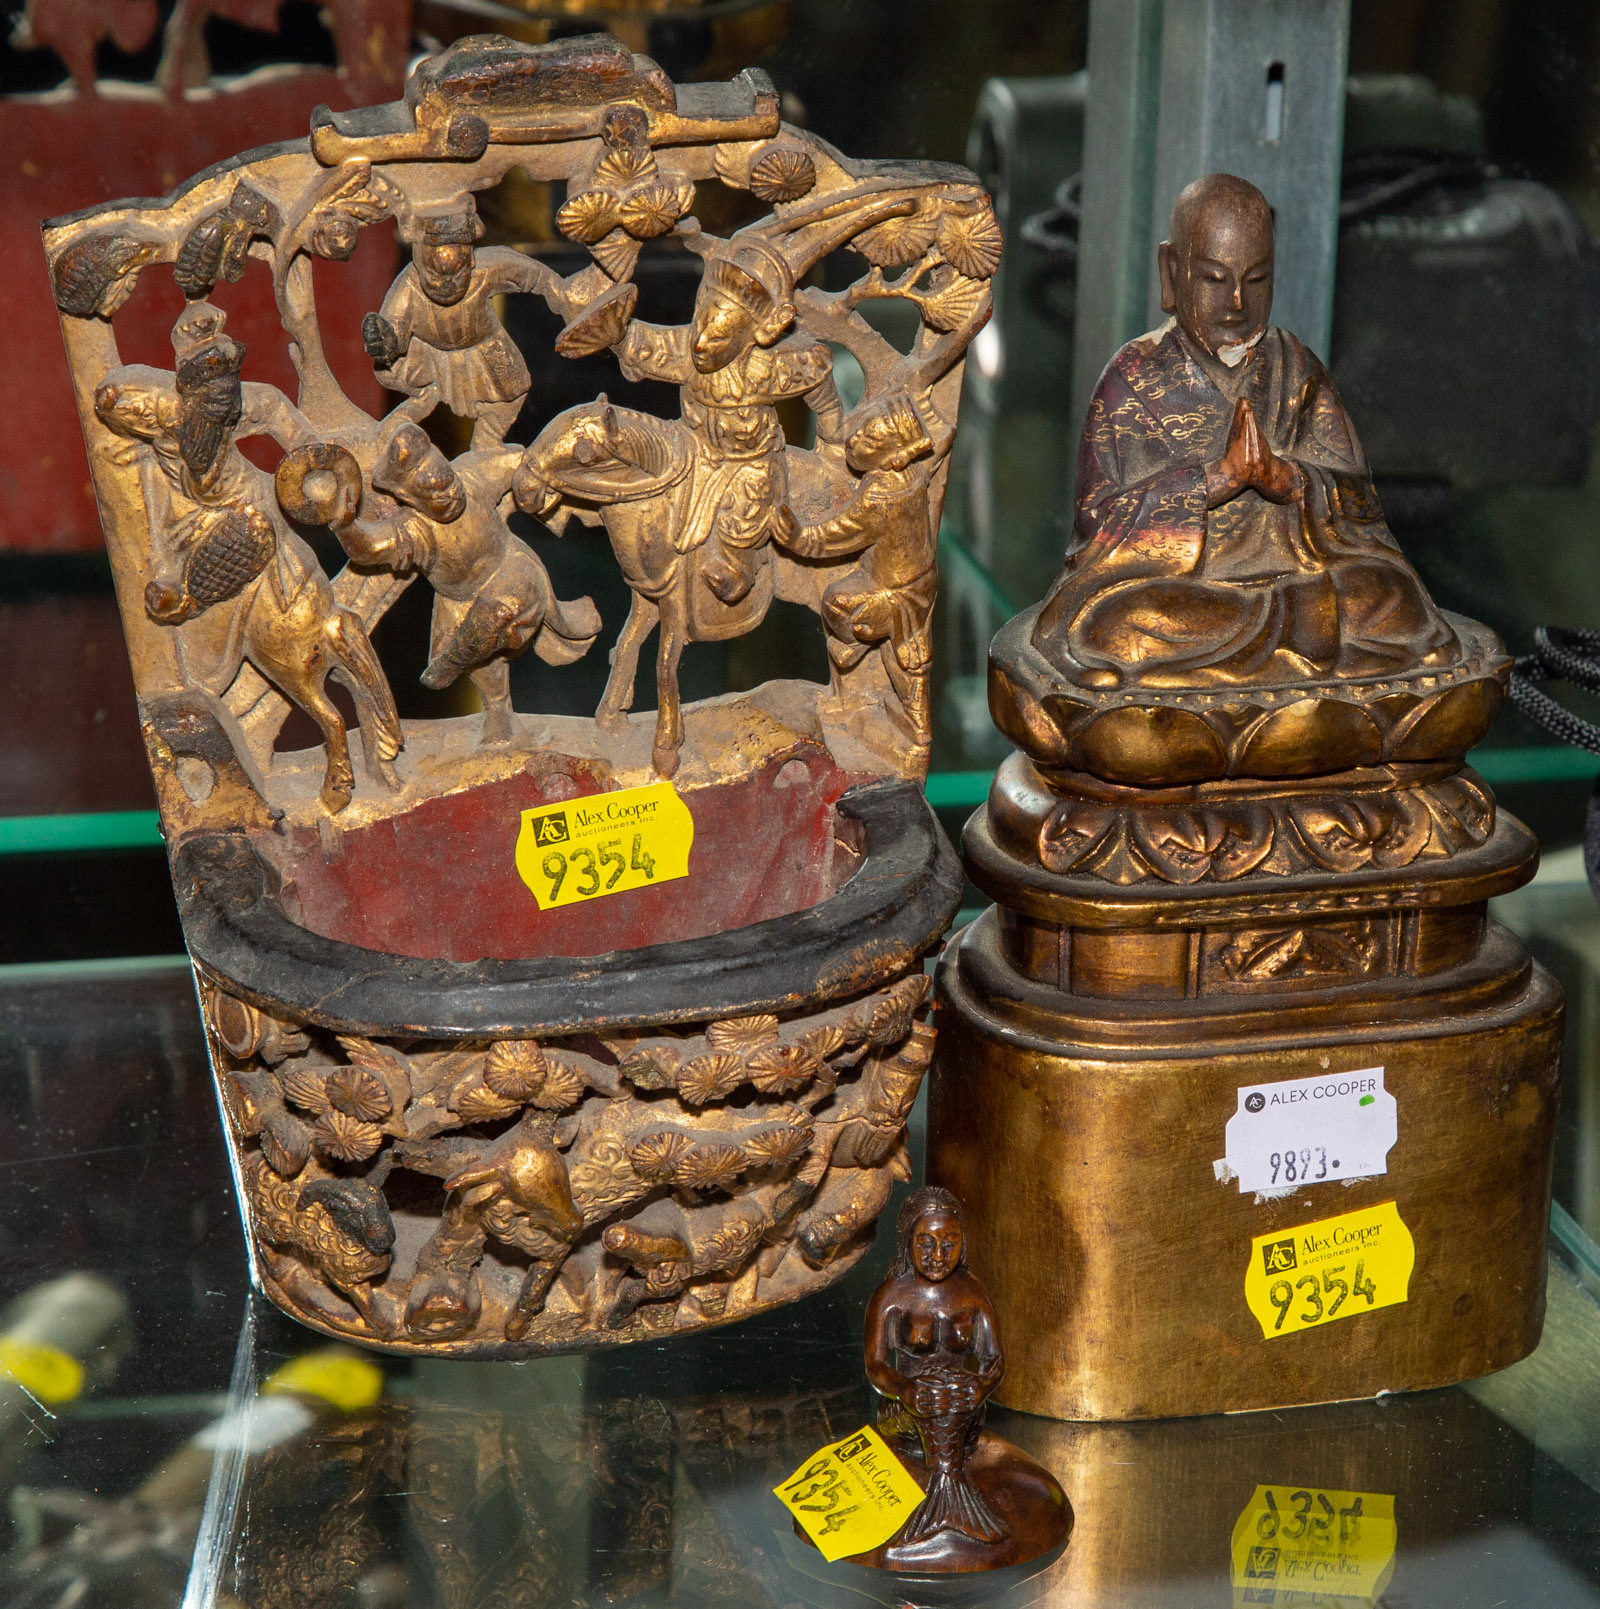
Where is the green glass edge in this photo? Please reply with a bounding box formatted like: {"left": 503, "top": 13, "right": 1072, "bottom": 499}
{"left": 0, "top": 747, "right": 1590, "bottom": 856}
{"left": 937, "top": 528, "right": 1019, "bottom": 618}
{"left": 1472, "top": 747, "right": 1600, "bottom": 786}
{"left": 0, "top": 952, "right": 190, "bottom": 982}
{"left": 924, "top": 746, "right": 1598, "bottom": 813}
{"left": 1551, "top": 1199, "right": 1600, "bottom": 1281}
{"left": 0, "top": 808, "right": 165, "bottom": 854}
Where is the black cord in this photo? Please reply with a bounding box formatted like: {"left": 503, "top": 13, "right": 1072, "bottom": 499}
{"left": 1509, "top": 627, "right": 1600, "bottom": 756}
{"left": 1017, "top": 152, "right": 1493, "bottom": 262}
{"left": 1338, "top": 149, "right": 1497, "bottom": 225}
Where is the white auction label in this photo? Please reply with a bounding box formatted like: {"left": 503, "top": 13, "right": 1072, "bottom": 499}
{"left": 1222, "top": 1067, "right": 1397, "bottom": 1195}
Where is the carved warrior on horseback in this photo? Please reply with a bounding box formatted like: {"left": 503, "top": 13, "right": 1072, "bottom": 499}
{"left": 514, "top": 197, "right": 916, "bottom": 777}
{"left": 94, "top": 305, "right": 401, "bottom": 813}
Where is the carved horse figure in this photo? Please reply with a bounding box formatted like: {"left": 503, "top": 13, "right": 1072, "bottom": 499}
{"left": 95, "top": 368, "right": 401, "bottom": 812}
{"left": 511, "top": 187, "right": 979, "bottom": 776}
{"left": 151, "top": 499, "right": 402, "bottom": 813}
{"left": 514, "top": 401, "right": 782, "bottom": 777}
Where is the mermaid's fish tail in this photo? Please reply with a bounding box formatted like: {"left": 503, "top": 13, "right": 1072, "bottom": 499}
{"left": 900, "top": 1466, "right": 1007, "bottom": 1546}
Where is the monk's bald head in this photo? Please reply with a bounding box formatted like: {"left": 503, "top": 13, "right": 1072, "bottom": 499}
{"left": 1158, "top": 173, "right": 1275, "bottom": 361}
{"left": 1169, "top": 174, "right": 1273, "bottom": 261}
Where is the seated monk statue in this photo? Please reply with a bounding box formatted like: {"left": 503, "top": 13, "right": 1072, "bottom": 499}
{"left": 1033, "top": 172, "right": 1459, "bottom": 691}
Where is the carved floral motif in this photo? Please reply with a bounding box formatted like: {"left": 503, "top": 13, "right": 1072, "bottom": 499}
{"left": 1033, "top": 768, "right": 1495, "bottom": 885}
{"left": 1214, "top": 920, "right": 1384, "bottom": 985}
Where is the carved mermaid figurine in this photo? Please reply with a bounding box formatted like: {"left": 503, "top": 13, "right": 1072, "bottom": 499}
{"left": 864, "top": 1186, "right": 1007, "bottom": 1545}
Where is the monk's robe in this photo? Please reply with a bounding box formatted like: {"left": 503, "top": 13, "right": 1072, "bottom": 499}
{"left": 1033, "top": 319, "right": 1458, "bottom": 688}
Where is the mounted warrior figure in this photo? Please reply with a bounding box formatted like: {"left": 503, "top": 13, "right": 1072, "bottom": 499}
{"left": 95, "top": 305, "right": 401, "bottom": 811}
{"left": 515, "top": 194, "right": 917, "bottom": 776}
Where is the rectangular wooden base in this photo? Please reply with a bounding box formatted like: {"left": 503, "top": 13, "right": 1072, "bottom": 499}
{"left": 929, "top": 912, "right": 1564, "bottom": 1421}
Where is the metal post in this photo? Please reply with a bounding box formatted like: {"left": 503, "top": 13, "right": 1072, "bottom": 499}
{"left": 1073, "top": 0, "right": 1351, "bottom": 433}
{"left": 1070, "top": 0, "right": 1166, "bottom": 432}
{"left": 1148, "top": 0, "right": 1350, "bottom": 350}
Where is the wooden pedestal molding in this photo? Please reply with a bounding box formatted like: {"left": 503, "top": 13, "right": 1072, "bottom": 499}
{"left": 929, "top": 758, "right": 1563, "bottom": 1421}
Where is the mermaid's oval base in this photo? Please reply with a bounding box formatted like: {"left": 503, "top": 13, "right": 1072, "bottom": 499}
{"left": 796, "top": 1428, "right": 1072, "bottom": 1580}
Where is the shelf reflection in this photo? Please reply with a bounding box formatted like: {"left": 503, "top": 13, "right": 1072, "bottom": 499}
{"left": 6, "top": 957, "right": 1600, "bottom": 1607}
{"left": 135, "top": 1281, "right": 1600, "bottom": 1608}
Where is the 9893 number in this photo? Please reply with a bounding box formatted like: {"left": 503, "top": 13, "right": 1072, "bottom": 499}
{"left": 1268, "top": 1261, "right": 1377, "bottom": 1332}
{"left": 1270, "top": 1147, "right": 1328, "bottom": 1184}
{"left": 541, "top": 832, "right": 656, "bottom": 902}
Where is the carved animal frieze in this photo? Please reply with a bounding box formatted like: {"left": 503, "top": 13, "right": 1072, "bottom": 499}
{"left": 201, "top": 971, "right": 935, "bottom": 1353}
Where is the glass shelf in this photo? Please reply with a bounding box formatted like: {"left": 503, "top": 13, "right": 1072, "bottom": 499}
{"left": 8, "top": 953, "right": 1600, "bottom": 1608}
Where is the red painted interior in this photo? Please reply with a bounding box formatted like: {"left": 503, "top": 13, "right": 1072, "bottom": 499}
{"left": 277, "top": 747, "right": 862, "bottom": 962}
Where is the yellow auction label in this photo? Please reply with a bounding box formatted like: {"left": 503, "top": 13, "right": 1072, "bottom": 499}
{"left": 515, "top": 782, "right": 693, "bottom": 911}
{"left": 262, "top": 1348, "right": 384, "bottom": 1412}
{"left": 774, "top": 1425, "right": 926, "bottom": 1563}
{"left": 1245, "top": 1201, "right": 1414, "bottom": 1340}
{"left": 1231, "top": 1485, "right": 1396, "bottom": 1606}
{"left": 0, "top": 1338, "right": 84, "bottom": 1405}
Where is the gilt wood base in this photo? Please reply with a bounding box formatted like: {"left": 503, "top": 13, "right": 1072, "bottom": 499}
{"left": 928, "top": 768, "right": 1563, "bottom": 1422}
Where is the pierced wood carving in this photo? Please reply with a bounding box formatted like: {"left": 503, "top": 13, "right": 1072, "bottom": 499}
{"left": 49, "top": 31, "right": 990, "bottom": 798}
{"left": 48, "top": 33, "right": 978, "bottom": 1356}
{"left": 206, "top": 973, "right": 933, "bottom": 1352}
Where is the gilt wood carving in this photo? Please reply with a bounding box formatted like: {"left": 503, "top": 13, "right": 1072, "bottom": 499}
{"left": 929, "top": 174, "right": 1564, "bottom": 1421}
{"left": 47, "top": 32, "right": 981, "bottom": 1355}
{"left": 208, "top": 971, "right": 935, "bottom": 1349}
{"left": 997, "top": 175, "right": 1507, "bottom": 787}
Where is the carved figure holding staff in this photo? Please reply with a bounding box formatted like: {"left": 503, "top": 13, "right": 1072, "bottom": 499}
{"left": 608, "top": 231, "right": 834, "bottom": 607}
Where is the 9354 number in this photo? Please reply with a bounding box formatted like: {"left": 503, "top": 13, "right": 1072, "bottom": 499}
{"left": 1254, "top": 1487, "right": 1369, "bottom": 1545}
{"left": 778, "top": 1456, "right": 860, "bottom": 1536}
{"left": 541, "top": 832, "right": 657, "bottom": 903}
{"left": 1267, "top": 1261, "right": 1377, "bottom": 1332}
